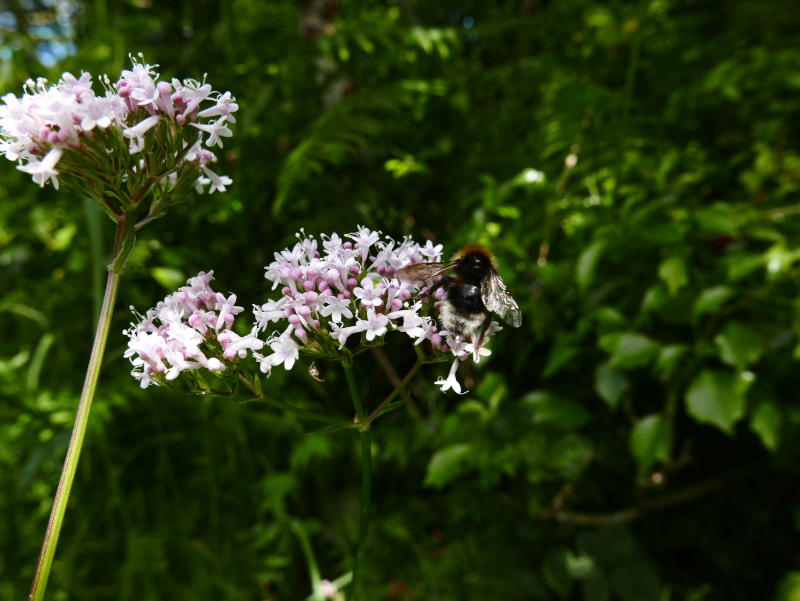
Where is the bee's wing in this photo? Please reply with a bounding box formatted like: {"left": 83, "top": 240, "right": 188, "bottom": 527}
{"left": 396, "top": 261, "right": 454, "bottom": 287}
{"left": 481, "top": 272, "right": 522, "bottom": 327}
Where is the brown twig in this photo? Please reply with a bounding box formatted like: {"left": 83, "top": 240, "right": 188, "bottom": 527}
{"left": 535, "top": 463, "right": 762, "bottom": 525}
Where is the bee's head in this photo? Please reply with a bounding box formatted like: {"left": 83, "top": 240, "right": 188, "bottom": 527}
{"left": 456, "top": 246, "right": 495, "bottom": 277}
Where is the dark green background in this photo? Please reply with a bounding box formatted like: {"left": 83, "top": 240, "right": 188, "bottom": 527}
{"left": 2, "top": 0, "right": 800, "bottom": 599}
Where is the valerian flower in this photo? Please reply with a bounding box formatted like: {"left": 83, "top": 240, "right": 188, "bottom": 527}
{"left": 250, "top": 227, "right": 504, "bottom": 393}
{"left": 0, "top": 54, "right": 238, "bottom": 221}
{"left": 124, "top": 271, "right": 260, "bottom": 389}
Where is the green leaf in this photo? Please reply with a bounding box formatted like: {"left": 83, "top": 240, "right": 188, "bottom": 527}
{"left": 773, "top": 572, "right": 800, "bottom": 601}
{"left": 695, "top": 203, "right": 739, "bottom": 235}
{"left": 685, "top": 369, "right": 745, "bottom": 434}
{"left": 629, "top": 415, "right": 671, "bottom": 476}
{"left": 576, "top": 239, "right": 608, "bottom": 292}
{"left": 750, "top": 401, "right": 782, "bottom": 451}
{"left": 714, "top": 321, "right": 764, "bottom": 369}
{"left": 609, "top": 333, "right": 660, "bottom": 370}
{"left": 424, "top": 443, "right": 474, "bottom": 489}
{"left": 693, "top": 286, "right": 735, "bottom": 317}
{"left": 523, "top": 391, "right": 591, "bottom": 430}
{"left": 595, "top": 362, "right": 630, "bottom": 409}
{"left": 542, "top": 547, "right": 573, "bottom": 598}
{"left": 152, "top": 267, "right": 186, "bottom": 290}
{"left": 658, "top": 256, "right": 688, "bottom": 296}
{"left": 653, "top": 344, "right": 690, "bottom": 377}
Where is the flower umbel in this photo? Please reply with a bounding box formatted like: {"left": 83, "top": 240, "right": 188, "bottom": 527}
{"left": 124, "top": 271, "right": 260, "bottom": 390}
{"left": 0, "top": 53, "right": 238, "bottom": 225}
{"left": 251, "top": 227, "right": 503, "bottom": 393}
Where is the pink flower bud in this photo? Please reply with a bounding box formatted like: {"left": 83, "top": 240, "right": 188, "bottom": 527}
{"left": 303, "top": 281, "right": 314, "bottom": 292}
{"left": 377, "top": 265, "right": 386, "bottom": 275}
{"left": 282, "top": 286, "right": 291, "bottom": 296}
{"left": 350, "top": 266, "right": 360, "bottom": 275}
{"left": 297, "top": 306, "right": 312, "bottom": 319}
{"left": 304, "top": 291, "right": 318, "bottom": 304}
{"left": 295, "top": 328, "right": 307, "bottom": 339}
{"left": 344, "top": 242, "right": 353, "bottom": 250}
{"left": 435, "top": 288, "right": 445, "bottom": 300}
{"left": 288, "top": 314, "right": 301, "bottom": 326}
{"left": 347, "top": 278, "right": 357, "bottom": 288}
{"left": 284, "top": 307, "right": 294, "bottom": 316}
{"left": 207, "top": 314, "right": 218, "bottom": 327}
{"left": 342, "top": 290, "right": 351, "bottom": 299}
{"left": 224, "top": 313, "right": 234, "bottom": 327}
{"left": 392, "top": 299, "right": 402, "bottom": 311}
{"left": 432, "top": 334, "right": 442, "bottom": 347}
{"left": 318, "top": 281, "right": 330, "bottom": 292}
{"left": 327, "top": 268, "right": 340, "bottom": 281}
{"left": 399, "top": 289, "right": 411, "bottom": 300}
{"left": 441, "top": 344, "right": 449, "bottom": 352}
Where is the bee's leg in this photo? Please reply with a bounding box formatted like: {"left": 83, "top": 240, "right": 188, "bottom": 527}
{"left": 474, "top": 313, "right": 493, "bottom": 361}
{"left": 417, "top": 277, "right": 447, "bottom": 300}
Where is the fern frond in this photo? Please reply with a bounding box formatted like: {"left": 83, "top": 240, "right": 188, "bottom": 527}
{"left": 272, "top": 85, "right": 415, "bottom": 215}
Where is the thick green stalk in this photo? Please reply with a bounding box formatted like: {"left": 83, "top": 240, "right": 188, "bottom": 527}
{"left": 29, "top": 268, "right": 121, "bottom": 600}
{"left": 30, "top": 212, "right": 134, "bottom": 601}
{"left": 352, "top": 429, "right": 372, "bottom": 601}
{"left": 343, "top": 362, "right": 371, "bottom": 600}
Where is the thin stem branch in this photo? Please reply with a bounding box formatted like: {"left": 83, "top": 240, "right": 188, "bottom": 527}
{"left": 352, "top": 429, "right": 372, "bottom": 601}
{"left": 367, "top": 360, "right": 422, "bottom": 423}
{"left": 344, "top": 362, "right": 365, "bottom": 422}
{"left": 236, "top": 373, "right": 348, "bottom": 425}
{"left": 29, "top": 268, "right": 122, "bottom": 601}
{"left": 246, "top": 396, "right": 349, "bottom": 426}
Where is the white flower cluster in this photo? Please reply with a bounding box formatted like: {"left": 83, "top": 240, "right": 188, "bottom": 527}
{"left": 252, "top": 227, "right": 502, "bottom": 394}
{"left": 124, "top": 271, "right": 262, "bottom": 389}
{"left": 0, "top": 54, "right": 236, "bottom": 193}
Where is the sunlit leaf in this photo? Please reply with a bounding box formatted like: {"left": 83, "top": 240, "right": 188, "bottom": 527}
{"left": 424, "top": 443, "right": 474, "bottom": 489}
{"left": 685, "top": 369, "right": 745, "bottom": 434}
{"left": 750, "top": 401, "right": 782, "bottom": 451}
{"left": 629, "top": 414, "right": 671, "bottom": 476}
{"left": 595, "top": 362, "right": 630, "bottom": 409}
{"left": 576, "top": 239, "right": 608, "bottom": 292}
{"left": 693, "top": 286, "right": 735, "bottom": 317}
{"left": 714, "top": 321, "right": 764, "bottom": 369}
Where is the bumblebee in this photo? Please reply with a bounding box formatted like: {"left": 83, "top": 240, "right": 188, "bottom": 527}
{"left": 397, "top": 244, "right": 522, "bottom": 346}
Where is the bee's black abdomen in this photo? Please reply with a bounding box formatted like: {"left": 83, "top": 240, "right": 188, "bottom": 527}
{"left": 439, "top": 280, "right": 488, "bottom": 335}
{"left": 448, "top": 282, "right": 484, "bottom": 311}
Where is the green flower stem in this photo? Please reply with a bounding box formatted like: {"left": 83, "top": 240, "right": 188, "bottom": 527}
{"left": 343, "top": 362, "right": 371, "bottom": 600}
{"left": 343, "top": 362, "right": 365, "bottom": 423}
{"left": 367, "top": 360, "right": 422, "bottom": 423}
{"left": 29, "top": 266, "right": 122, "bottom": 601}
{"left": 242, "top": 396, "right": 349, "bottom": 426}
{"left": 237, "top": 372, "right": 348, "bottom": 425}
{"left": 352, "top": 429, "right": 372, "bottom": 601}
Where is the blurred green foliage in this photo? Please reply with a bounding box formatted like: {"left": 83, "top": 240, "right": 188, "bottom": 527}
{"left": 2, "top": 0, "right": 800, "bottom": 599}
